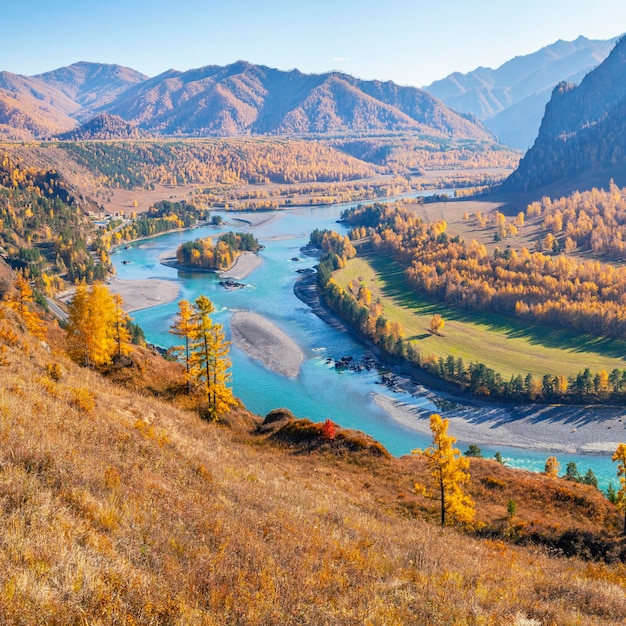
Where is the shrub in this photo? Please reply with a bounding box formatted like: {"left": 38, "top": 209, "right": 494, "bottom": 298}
{"left": 45, "top": 362, "right": 63, "bottom": 381}
{"left": 69, "top": 387, "right": 96, "bottom": 413}
{"left": 321, "top": 419, "right": 336, "bottom": 440}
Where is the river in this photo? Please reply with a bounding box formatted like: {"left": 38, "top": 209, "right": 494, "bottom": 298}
{"left": 111, "top": 199, "right": 624, "bottom": 490}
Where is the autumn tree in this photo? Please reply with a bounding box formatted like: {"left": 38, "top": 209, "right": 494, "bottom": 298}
{"left": 321, "top": 419, "right": 336, "bottom": 440}
{"left": 66, "top": 282, "right": 131, "bottom": 367}
{"left": 170, "top": 299, "right": 195, "bottom": 392}
{"left": 613, "top": 443, "right": 626, "bottom": 534}
{"left": 188, "top": 295, "right": 236, "bottom": 421}
{"left": 112, "top": 293, "right": 131, "bottom": 359}
{"left": 544, "top": 456, "right": 560, "bottom": 478}
{"left": 430, "top": 314, "right": 445, "bottom": 336}
{"left": 413, "top": 413, "right": 475, "bottom": 527}
{"left": 8, "top": 270, "right": 45, "bottom": 339}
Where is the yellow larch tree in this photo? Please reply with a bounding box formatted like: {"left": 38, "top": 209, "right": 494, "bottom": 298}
{"left": 544, "top": 456, "right": 560, "bottom": 478}
{"left": 430, "top": 314, "right": 445, "bottom": 336}
{"left": 413, "top": 413, "right": 475, "bottom": 527}
{"left": 169, "top": 299, "right": 195, "bottom": 392}
{"left": 112, "top": 293, "right": 132, "bottom": 359}
{"left": 612, "top": 443, "right": 626, "bottom": 534}
{"left": 66, "top": 282, "right": 130, "bottom": 367}
{"left": 8, "top": 270, "right": 45, "bottom": 339}
{"left": 188, "top": 295, "right": 236, "bottom": 421}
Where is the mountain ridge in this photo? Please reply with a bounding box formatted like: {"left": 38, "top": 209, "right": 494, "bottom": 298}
{"left": 424, "top": 35, "right": 619, "bottom": 148}
{"left": 501, "top": 35, "right": 626, "bottom": 194}
{"left": 0, "top": 61, "right": 493, "bottom": 141}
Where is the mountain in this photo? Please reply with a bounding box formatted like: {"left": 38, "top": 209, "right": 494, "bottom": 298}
{"left": 34, "top": 61, "right": 148, "bottom": 121}
{"left": 0, "top": 71, "right": 78, "bottom": 138}
{"left": 0, "top": 61, "right": 493, "bottom": 141}
{"left": 424, "top": 35, "right": 618, "bottom": 148}
{"left": 0, "top": 62, "right": 147, "bottom": 139}
{"left": 96, "top": 61, "right": 492, "bottom": 139}
{"left": 501, "top": 36, "right": 626, "bottom": 194}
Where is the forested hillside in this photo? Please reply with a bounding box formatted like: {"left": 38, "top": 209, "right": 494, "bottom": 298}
{"left": 503, "top": 36, "right": 626, "bottom": 193}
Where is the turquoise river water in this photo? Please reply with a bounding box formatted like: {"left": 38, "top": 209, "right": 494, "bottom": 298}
{"left": 112, "top": 200, "right": 623, "bottom": 490}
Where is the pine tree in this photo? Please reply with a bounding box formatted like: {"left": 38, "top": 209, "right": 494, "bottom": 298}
{"left": 188, "top": 295, "right": 235, "bottom": 421}
{"left": 413, "top": 413, "right": 475, "bottom": 527}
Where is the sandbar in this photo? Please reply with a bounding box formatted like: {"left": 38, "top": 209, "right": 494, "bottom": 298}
{"left": 230, "top": 311, "right": 303, "bottom": 378}
{"left": 107, "top": 277, "right": 180, "bottom": 313}
{"left": 218, "top": 251, "right": 263, "bottom": 280}
{"left": 159, "top": 250, "right": 262, "bottom": 281}
{"left": 374, "top": 393, "right": 626, "bottom": 455}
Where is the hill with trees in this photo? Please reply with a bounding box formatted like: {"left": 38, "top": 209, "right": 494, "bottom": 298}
{"left": 502, "top": 35, "right": 626, "bottom": 194}
{"left": 56, "top": 113, "right": 147, "bottom": 140}
{"left": 424, "top": 35, "right": 617, "bottom": 149}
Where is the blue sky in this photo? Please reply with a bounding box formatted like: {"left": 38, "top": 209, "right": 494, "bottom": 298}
{"left": 3, "top": 1, "right": 625, "bottom": 86}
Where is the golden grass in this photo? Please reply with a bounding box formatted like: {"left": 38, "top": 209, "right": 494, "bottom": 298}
{"left": 0, "top": 307, "right": 625, "bottom": 624}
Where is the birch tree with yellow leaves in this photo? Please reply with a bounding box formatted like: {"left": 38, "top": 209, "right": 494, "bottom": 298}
{"left": 414, "top": 413, "right": 475, "bottom": 527}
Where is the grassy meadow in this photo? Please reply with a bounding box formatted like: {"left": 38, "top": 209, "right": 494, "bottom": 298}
{"left": 334, "top": 250, "right": 626, "bottom": 379}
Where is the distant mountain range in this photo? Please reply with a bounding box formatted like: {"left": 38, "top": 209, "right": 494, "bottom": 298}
{"left": 424, "top": 35, "right": 618, "bottom": 149}
{"left": 502, "top": 35, "right": 626, "bottom": 194}
{"left": 0, "top": 61, "right": 492, "bottom": 142}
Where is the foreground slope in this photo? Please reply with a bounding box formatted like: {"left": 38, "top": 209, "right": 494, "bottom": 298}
{"left": 502, "top": 35, "right": 626, "bottom": 195}
{"left": 0, "top": 282, "right": 624, "bottom": 624}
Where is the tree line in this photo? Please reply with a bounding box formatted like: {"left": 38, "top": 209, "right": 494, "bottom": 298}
{"left": 531, "top": 180, "right": 626, "bottom": 259}
{"left": 312, "top": 217, "right": 626, "bottom": 404}
{"left": 344, "top": 202, "right": 626, "bottom": 340}
{"left": 59, "top": 139, "right": 378, "bottom": 190}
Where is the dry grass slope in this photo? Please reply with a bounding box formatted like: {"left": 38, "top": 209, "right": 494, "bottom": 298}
{"left": 0, "top": 299, "right": 625, "bottom": 624}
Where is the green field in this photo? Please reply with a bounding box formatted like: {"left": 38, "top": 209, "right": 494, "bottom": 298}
{"left": 334, "top": 250, "right": 626, "bottom": 379}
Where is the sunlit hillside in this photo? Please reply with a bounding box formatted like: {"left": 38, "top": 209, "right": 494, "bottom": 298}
{"left": 0, "top": 265, "right": 624, "bottom": 625}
